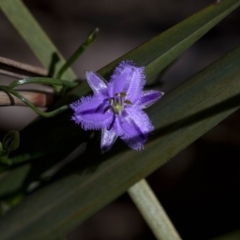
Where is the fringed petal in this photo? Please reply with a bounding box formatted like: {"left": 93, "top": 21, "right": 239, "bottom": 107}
{"left": 101, "top": 128, "right": 118, "bottom": 153}
{"left": 86, "top": 71, "right": 108, "bottom": 95}
{"left": 138, "top": 90, "right": 164, "bottom": 109}
{"left": 70, "top": 95, "right": 113, "bottom": 130}
{"left": 108, "top": 61, "right": 145, "bottom": 103}
{"left": 115, "top": 107, "right": 154, "bottom": 150}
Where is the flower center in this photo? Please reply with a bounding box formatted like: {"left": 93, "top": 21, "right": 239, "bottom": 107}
{"left": 109, "top": 92, "right": 132, "bottom": 114}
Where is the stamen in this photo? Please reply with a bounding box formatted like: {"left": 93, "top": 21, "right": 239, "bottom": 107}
{"left": 124, "top": 100, "right": 132, "bottom": 105}
{"left": 110, "top": 92, "right": 130, "bottom": 114}
{"left": 120, "top": 92, "right": 127, "bottom": 97}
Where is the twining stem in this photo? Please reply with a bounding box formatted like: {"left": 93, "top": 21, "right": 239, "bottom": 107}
{"left": 8, "top": 77, "right": 78, "bottom": 89}
{"left": 0, "top": 76, "right": 78, "bottom": 116}
{"left": 0, "top": 86, "right": 68, "bottom": 117}
{"left": 128, "top": 179, "right": 182, "bottom": 240}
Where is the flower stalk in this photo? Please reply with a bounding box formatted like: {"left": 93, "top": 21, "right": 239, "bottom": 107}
{"left": 128, "top": 179, "right": 182, "bottom": 240}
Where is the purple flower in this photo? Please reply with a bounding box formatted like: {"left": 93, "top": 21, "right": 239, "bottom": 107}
{"left": 70, "top": 61, "right": 163, "bottom": 152}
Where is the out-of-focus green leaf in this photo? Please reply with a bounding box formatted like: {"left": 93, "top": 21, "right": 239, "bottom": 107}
{"left": 0, "top": 0, "right": 77, "bottom": 80}
{"left": 2, "top": 131, "right": 20, "bottom": 153}
{"left": 0, "top": 43, "right": 240, "bottom": 240}
{"left": 0, "top": 165, "right": 30, "bottom": 198}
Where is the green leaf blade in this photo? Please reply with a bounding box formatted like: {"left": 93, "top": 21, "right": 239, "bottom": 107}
{"left": 0, "top": 44, "right": 240, "bottom": 240}
{"left": 97, "top": 0, "right": 240, "bottom": 79}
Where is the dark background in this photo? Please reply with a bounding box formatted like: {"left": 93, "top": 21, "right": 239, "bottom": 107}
{"left": 0, "top": 0, "right": 240, "bottom": 239}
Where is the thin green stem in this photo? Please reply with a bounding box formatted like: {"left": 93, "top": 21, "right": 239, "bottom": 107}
{"left": 56, "top": 28, "right": 99, "bottom": 79}
{"left": 8, "top": 77, "right": 78, "bottom": 89}
{"left": 128, "top": 179, "right": 182, "bottom": 240}
{"left": 0, "top": 86, "right": 69, "bottom": 117}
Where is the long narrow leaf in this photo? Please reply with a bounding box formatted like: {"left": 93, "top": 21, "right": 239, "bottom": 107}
{"left": 63, "top": 0, "right": 240, "bottom": 103}
{"left": 97, "top": 0, "right": 240, "bottom": 79}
